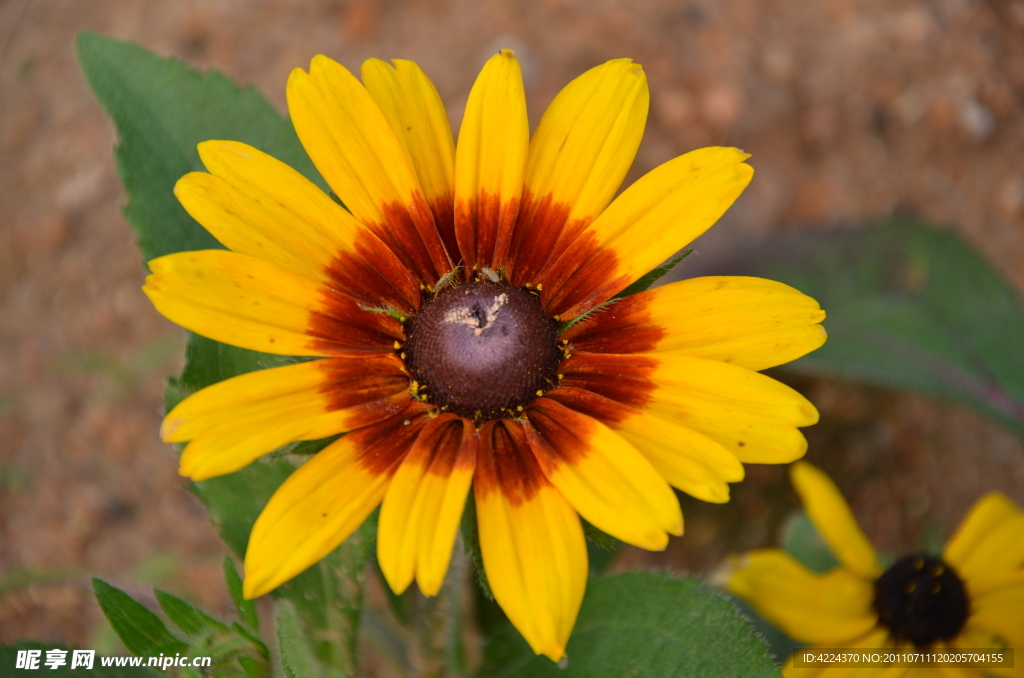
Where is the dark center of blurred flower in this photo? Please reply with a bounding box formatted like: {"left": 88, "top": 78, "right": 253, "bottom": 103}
{"left": 873, "top": 554, "right": 969, "bottom": 647}
{"left": 403, "top": 280, "right": 562, "bottom": 424}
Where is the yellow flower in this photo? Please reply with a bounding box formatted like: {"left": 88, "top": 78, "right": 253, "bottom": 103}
{"left": 727, "top": 461, "right": 1024, "bottom": 677}
{"left": 143, "top": 51, "right": 826, "bottom": 660}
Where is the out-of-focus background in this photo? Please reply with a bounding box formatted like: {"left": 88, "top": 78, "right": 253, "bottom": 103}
{"left": 2, "top": 0, "right": 1024, "bottom": 664}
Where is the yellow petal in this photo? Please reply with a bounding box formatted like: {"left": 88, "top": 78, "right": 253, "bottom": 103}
{"left": 454, "top": 49, "right": 528, "bottom": 269}
{"left": 413, "top": 431, "right": 477, "bottom": 596}
{"left": 968, "top": 583, "right": 1024, "bottom": 656}
{"left": 791, "top": 461, "right": 882, "bottom": 580}
{"left": 361, "top": 58, "right": 458, "bottom": 258}
{"left": 474, "top": 420, "right": 588, "bottom": 661}
{"left": 615, "top": 408, "right": 744, "bottom": 504}
{"left": 377, "top": 414, "right": 476, "bottom": 596}
{"left": 145, "top": 250, "right": 325, "bottom": 356}
{"left": 955, "top": 508, "right": 1024, "bottom": 598}
{"left": 508, "top": 58, "right": 648, "bottom": 285}
{"left": 955, "top": 623, "right": 1022, "bottom": 678}
{"left": 164, "top": 356, "right": 409, "bottom": 480}
{"left": 727, "top": 549, "right": 878, "bottom": 645}
{"left": 243, "top": 408, "right": 427, "bottom": 598}
{"left": 287, "top": 56, "right": 451, "bottom": 284}
{"left": 944, "top": 492, "right": 1022, "bottom": 571}
{"left": 542, "top": 385, "right": 743, "bottom": 504}
{"left": 144, "top": 250, "right": 404, "bottom": 356}
{"left": 175, "top": 140, "right": 419, "bottom": 311}
{"left": 648, "top": 353, "right": 818, "bottom": 463}
{"left": 563, "top": 276, "right": 826, "bottom": 370}
{"left": 526, "top": 399, "right": 682, "bottom": 550}
{"left": 540, "top": 146, "right": 753, "bottom": 319}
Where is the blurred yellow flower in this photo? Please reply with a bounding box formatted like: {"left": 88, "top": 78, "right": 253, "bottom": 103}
{"left": 726, "top": 461, "right": 1024, "bottom": 677}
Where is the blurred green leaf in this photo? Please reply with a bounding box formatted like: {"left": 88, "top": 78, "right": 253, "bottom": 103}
{"left": 92, "top": 579, "right": 189, "bottom": 657}
{"left": 581, "top": 520, "right": 621, "bottom": 576}
{"left": 79, "top": 31, "right": 378, "bottom": 677}
{"left": 459, "top": 495, "right": 493, "bottom": 601}
{"left": 1, "top": 643, "right": 163, "bottom": 676}
{"left": 75, "top": 31, "right": 323, "bottom": 265}
{"left": 276, "top": 600, "right": 322, "bottom": 678}
{"left": 713, "top": 217, "right": 1024, "bottom": 438}
{"left": 780, "top": 510, "right": 839, "bottom": 574}
{"left": 476, "top": 572, "right": 780, "bottom": 678}
{"left": 224, "top": 558, "right": 259, "bottom": 632}
{"left": 155, "top": 590, "right": 228, "bottom": 636}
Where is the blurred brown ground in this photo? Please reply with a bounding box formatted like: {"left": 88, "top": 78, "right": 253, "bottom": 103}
{"left": 2, "top": 0, "right": 1024, "bottom": 668}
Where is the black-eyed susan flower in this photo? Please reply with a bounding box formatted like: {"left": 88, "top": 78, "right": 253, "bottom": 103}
{"left": 726, "top": 461, "right": 1024, "bottom": 677}
{"left": 144, "top": 50, "right": 826, "bottom": 660}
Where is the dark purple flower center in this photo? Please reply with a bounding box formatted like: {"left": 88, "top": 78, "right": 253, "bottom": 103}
{"left": 403, "top": 281, "right": 562, "bottom": 423}
{"left": 873, "top": 554, "right": 969, "bottom": 647}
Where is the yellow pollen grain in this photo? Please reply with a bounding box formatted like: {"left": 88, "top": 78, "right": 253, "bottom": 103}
{"left": 400, "top": 352, "right": 406, "bottom": 359}
{"left": 536, "top": 390, "right": 543, "bottom": 396}
{"left": 393, "top": 341, "right": 402, "bottom": 349}
{"left": 516, "top": 405, "right": 523, "bottom": 412}
{"left": 536, "top": 283, "right": 543, "bottom": 291}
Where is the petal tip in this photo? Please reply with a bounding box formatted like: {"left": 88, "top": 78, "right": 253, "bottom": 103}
{"left": 241, "top": 573, "right": 267, "bottom": 601}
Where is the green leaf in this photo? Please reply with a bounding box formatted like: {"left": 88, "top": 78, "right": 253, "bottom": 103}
{"left": 275, "top": 600, "right": 323, "bottom": 678}
{"left": 92, "top": 579, "right": 189, "bottom": 657}
{"left": 615, "top": 250, "right": 692, "bottom": 299}
{"left": 715, "top": 217, "right": 1024, "bottom": 438}
{"left": 273, "top": 516, "right": 376, "bottom": 676}
{"left": 476, "top": 572, "right": 780, "bottom": 678}
{"left": 559, "top": 250, "right": 694, "bottom": 333}
{"left": 224, "top": 557, "right": 259, "bottom": 632}
{"left": 189, "top": 457, "right": 296, "bottom": 560}
{"left": 459, "top": 494, "right": 493, "bottom": 601}
{"left": 155, "top": 590, "right": 228, "bottom": 636}
{"left": 1, "top": 642, "right": 163, "bottom": 676}
{"left": 75, "top": 31, "right": 324, "bottom": 266}
{"left": 239, "top": 655, "right": 271, "bottom": 678}
{"left": 780, "top": 510, "right": 839, "bottom": 574}
{"left": 80, "top": 32, "right": 376, "bottom": 678}
{"left": 581, "top": 520, "right": 621, "bottom": 576}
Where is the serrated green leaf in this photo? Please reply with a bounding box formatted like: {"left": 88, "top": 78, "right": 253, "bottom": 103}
{"left": 1, "top": 642, "right": 164, "bottom": 676}
{"left": 224, "top": 558, "right": 259, "bottom": 632}
{"left": 92, "top": 579, "right": 189, "bottom": 657}
{"left": 476, "top": 572, "right": 780, "bottom": 678}
{"left": 559, "top": 251, "right": 694, "bottom": 333}
{"left": 714, "top": 217, "right": 1024, "bottom": 438}
{"left": 615, "top": 250, "right": 692, "bottom": 299}
{"left": 275, "top": 600, "right": 322, "bottom": 678}
{"left": 780, "top": 510, "right": 839, "bottom": 574}
{"left": 75, "top": 32, "right": 324, "bottom": 266}
{"left": 230, "top": 622, "right": 270, "bottom": 659}
{"left": 155, "top": 590, "right": 228, "bottom": 636}
{"left": 269, "top": 434, "right": 343, "bottom": 459}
